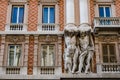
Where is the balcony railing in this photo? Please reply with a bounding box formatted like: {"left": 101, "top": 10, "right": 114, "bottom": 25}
{"left": 94, "top": 17, "right": 120, "bottom": 27}
{"left": 102, "top": 63, "right": 120, "bottom": 73}
{"left": 40, "top": 66, "right": 55, "bottom": 75}
{"left": 6, "top": 66, "right": 20, "bottom": 74}
{"left": 38, "top": 24, "right": 59, "bottom": 33}
{"left": 5, "top": 23, "right": 27, "bottom": 31}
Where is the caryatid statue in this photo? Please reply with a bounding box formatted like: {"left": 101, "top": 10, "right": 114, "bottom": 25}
{"left": 64, "top": 23, "right": 79, "bottom": 73}
{"left": 77, "top": 23, "right": 94, "bottom": 73}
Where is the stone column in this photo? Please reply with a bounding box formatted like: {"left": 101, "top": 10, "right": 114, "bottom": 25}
{"left": 95, "top": 37, "right": 102, "bottom": 73}
{"left": 66, "top": 0, "right": 75, "bottom": 24}
{"left": 79, "top": 0, "right": 89, "bottom": 23}
{"left": 33, "top": 35, "right": 38, "bottom": 75}
{"left": 0, "top": 35, "right": 5, "bottom": 74}
{"left": 21, "top": 35, "right": 29, "bottom": 75}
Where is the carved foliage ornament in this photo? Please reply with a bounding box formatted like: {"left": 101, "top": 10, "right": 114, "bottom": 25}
{"left": 39, "top": 36, "right": 58, "bottom": 42}
{"left": 6, "top": 35, "right": 25, "bottom": 43}
{"left": 98, "top": 36, "right": 118, "bottom": 42}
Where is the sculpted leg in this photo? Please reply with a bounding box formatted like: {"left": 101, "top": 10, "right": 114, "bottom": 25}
{"left": 72, "top": 48, "right": 79, "bottom": 73}
{"left": 85, "top": 51, "right": 93, "bottom": 73}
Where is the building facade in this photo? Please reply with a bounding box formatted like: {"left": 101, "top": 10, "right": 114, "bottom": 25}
{"left": 0, "top": 0, "right": 120, "bottom": 79}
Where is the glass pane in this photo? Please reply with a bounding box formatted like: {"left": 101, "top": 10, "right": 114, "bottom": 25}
{"left": 102, "top": 44, "right": 108, "bottom": 55}
{"left": 49, "top": 45, "right": 54, "bottom": 66}
{"left": 41, "top": 45, "right": 54, "bottom": 66}
{"left": 99, "top": 7, "right": 104, "bottom": 17}
{"left": 103, "top": 56, "right": 108, "bottom": 63}
{"left": 9, "top": 46, "right": 15, "bottom": 66}
{"left": 42, "top": 7, "right": 48, "bottom": 23}
{"left": 19, "top": 7, "right": 24, "bottom": 23}
{"left": 41, "top": 45, "right": 47, "bottom": 66}
{"left": 110, "top": 56, "right": 117, "bottom": 63}
{"left": 11, "top": 7, "right": 18, "bottom": 23}
{"left": 14, "top": 45, "right": 21, "bottom": 66}
{"left": 50, "top": 7, "right": 55, "bottom": 23}
{"left": 109, "top": 44, "right": 115, "bottom": 55}
{"left": 105, "top": 7, "right": 111, "bottom": 17}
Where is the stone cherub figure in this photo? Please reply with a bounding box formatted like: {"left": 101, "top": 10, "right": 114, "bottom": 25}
{"left": 77, "top": 23, "right": 94, "bottom": 74}
{"left": 64, "top": 23, "right": 79, "bottom": 73}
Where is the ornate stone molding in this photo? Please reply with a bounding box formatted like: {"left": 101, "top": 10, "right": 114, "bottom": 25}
{"left": 38, "top": 0, "right": 59, "bottom": 3}
{"left": 98, "top": 36, "right": 118, "bottom": 42}
{"left": 6, "top": 35, "right": 25, "bottom": 43}
{"left": 39, "top": 36, "right": 58, "bottom": 42}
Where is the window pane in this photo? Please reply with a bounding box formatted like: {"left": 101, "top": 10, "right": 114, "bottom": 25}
{"left": 103, "top": 56, "right": 108, "bottom": 63}
{"left": 41, "top": 45, "right": 54, "bottom": 66}
{"left": 9, "top": 46, "right": 15, "bottom": 66}
{"left": 102, "top": 44, "right": 108, "bottom": 55}
{"left": 43, "top": 7, "right": 48, "bottom": 23}
{"left": 50, "top": 7, "right": 55, "bottom": 23}
{"left": 19, "top": 7, "right": 24, "bottom": 23}
{"left": 11, "top": 7, "right": 18, "bottom": 23}
{"left": 109, "top": 44, "right": 115, "bottom": 55}
{"left": 105, "top": 7, "right": 110, "bottom": 17}
{"left": 99, "top": 7, "right": 104, "bottom": 17}
{"left": 8, "top": 45, "right": 21, "bottom": 66}
{"left": 110, "top": 56, "right": 117, "bottom": 63}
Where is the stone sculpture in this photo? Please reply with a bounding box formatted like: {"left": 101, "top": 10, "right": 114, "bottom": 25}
{"left": 64, "top": 23, "right": 94, "bottom": 74}
{"left": 64, "top": 23, "right": 79, "bottom": 73}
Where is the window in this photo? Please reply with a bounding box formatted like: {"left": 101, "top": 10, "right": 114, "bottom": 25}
{"left": 102, "top": 44, "right": 117, "bottom": 63}
{"left": 11, "top": 6, "right": 24, "bottom": 23}
{"left": 99, "top": 6, "right": 111, "bottom": 17}
{"left": 41, "top": 45, "right": 55, "bottom": 66}
{"left": 8, "top": 45, "right": 22, "bottom": 66}
{"left": 42, "top": 6, "right": 55, "bottom": 23}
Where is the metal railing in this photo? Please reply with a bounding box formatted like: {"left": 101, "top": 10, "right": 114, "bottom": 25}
{"left": 5, "top": 23, "right": 27, "bottom": 31}
{"left": 94, "top": 17, "right": 120, "bottom": 27}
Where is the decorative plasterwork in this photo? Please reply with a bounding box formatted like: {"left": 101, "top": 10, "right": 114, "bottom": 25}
{"left": 39, "top": 36, "right": 58, "bottom": 42}
{"left": 8, "top": 0, "right": 28, "bottom": 3}
{"left": 6, "top": 35, "right": 25, "bottom": 43}
{"left": 98, "top": 36, "right": 118, "bottom": 42}
{"left": 38, "top": 0, "right": 59, "bottom": 3}
{"left": 94, "top": 0, "right": 115, "bottom": 4}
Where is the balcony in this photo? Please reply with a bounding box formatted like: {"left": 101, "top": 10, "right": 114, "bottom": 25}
{"left": 94, "top": 17, "right": 120, "bottom": 33}
{"left": 97, "top": 63, "right": 120, "bottom": 73}
{"left": 5, "top": 23, "right": 27, "bottom": 31}
{"left": 38, "top": 24, "right": 60, "bottom": 34}
{"left": 6, "top": 66, "right": 20, "bottom": 74}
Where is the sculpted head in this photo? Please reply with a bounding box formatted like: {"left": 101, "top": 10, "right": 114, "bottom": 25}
{"left": 78, "top": 23, "right": 92, "bottom": 38}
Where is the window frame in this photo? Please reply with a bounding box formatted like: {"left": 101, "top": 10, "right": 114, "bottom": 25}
{"left": 11, "top": 5, "right": 25, "bottom": 23}
{"left": 38, "top": 2, "right": 59, "bottom": 24}
{"left": 42, "top": 5, "right": 55, "bottom": 23}
{"left": 8, "top": 44, "right": 22, "bottom": 66}
{"left": 6, "top": 2, "right": 28, "bottom": 24}
{"left": 95, "top": 2, "right": 116, "bottom": 17}
{"left": 100, "top": 42, "right": 119, "bottom": 63}
{"left": 98, "top": 5, "right": 112, "bottom": 17}
{"left": 38, "top": 42, "right": 58, "bottom": 67}
{"left": 40, "top": 44, "right": 55, "bottom": 66}
{"left": 4, "top": 42, "right": 25, "bottom": 67}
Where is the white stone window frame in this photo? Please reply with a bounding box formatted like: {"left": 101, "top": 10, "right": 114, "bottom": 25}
{"left": 95, "top": 1, "right": 116, "bottom": 17}
{"left": 38, "top": 2, "right": 59, "bottom": 24}
{"left": 4, "top": 42, "right": 25, "bottom": 67}
{"left": 6, "top": 1, "right": 28, "bottom": 25}
{"left": 38, "top": 42, "right": 58, "bottom": 67}
{"left": 100, "top": 42, "right": 119, "bottom": 64}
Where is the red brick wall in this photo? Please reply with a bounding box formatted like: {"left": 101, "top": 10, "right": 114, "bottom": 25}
{"left": 0, "top": 0, "right": 8, "bottom": 31}
{"left": 27, "top": 35, "right": 34, "bottom": 75}
{"left": 28, "top": 0, "right": 38, "bottom": 31}
{"left": 115, "top": 0, "right": 120, "bottom": 17}
{"left": 89, "top": 0, "right": 95, "bottom": 26}
{"left": 59, "top": 0, "right": 64, "bottom": 31}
